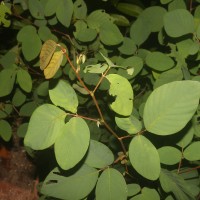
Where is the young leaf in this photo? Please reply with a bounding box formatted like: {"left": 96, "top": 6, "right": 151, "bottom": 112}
{"left": 106, "top": 74, "right": 133, "bottom": 116}
{"left": 129, "top": 135, "right": 160, "bottom": 180}
{"left": 24, "top": 104, "right": 66, "bottom": 150}
{"left": 85, "top": 140, "right": 114, "bottom": 168}
{"left": 44, "top": 50, "right": 63, "bottom": 79}
{"left": 55, "top": 117, "right": 90, "bottom": 170}
{"left": 0, "top": 120, "right": 12, "bottom": 141}
{"left": 40, "top": 40, "right": 57, "bottom": 70}
{"left": 183, "top": 141, "right": 200, "bottom": 161}
{"left": 144, "top": 81, "right": 200, "bottom": 135}
{"left": 49, "top": 80, "right": 78, "bottom": 113}
{"left": 95, "top": 168, "right": 128, "bottom": 200}
{"left": 158, "top": 146, "right": 182, "bottom": 165}
{"left": 41, "top": 165, "right": 99, "bottom": 200}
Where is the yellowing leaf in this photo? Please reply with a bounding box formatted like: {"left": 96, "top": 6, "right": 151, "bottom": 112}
{"left": 40, "top": 40, "right": 57, "bottom": 70}
{"left": 44, "top": 51, "right": 63, "bottom": 79}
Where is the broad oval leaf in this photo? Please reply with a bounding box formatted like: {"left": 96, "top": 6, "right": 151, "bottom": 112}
{"left": 129, "top": 135, "right": 160, "bottom": 180}
{"left": 17, "top": 69, "right": 32, "bottom": 93}
{"left": 44, "top": 50, "right": 63, "bottom": 79}
{"left": 85, "top": 140, "right": 114, "bottom": 168}
{"left": 41, "top": 164, "right": 99, "bottom": 200}
{"left": 55, "top": 117, "right": 90, "bottom": 170}
{"left": 143, "top": 81, "right": 200, "bottom": 135}
{"left": 49, "top": 80, "right": 78, "bottom": 113}
{"left": 28, "top": 0, "right": 44, "bottom": 19}
{"left": 12, "top": 89, "right": 26, "bottom": 107}
{"left": 73, "top": 0, "right": 87, "bottom": 19}
{"left": 24, "top": 104, "right": 66, "bottom": 150}
{"left": 183, "top": 141, "right": 200, "bottom": 161}
{"left": 56, "top": 0, "right": 73, "bottom": 27}
{"left": 95, "top": 168, "right": 128, "bottom": 200}
{"left": 164, "top": 9, "right": 195, "bottom": 37}
{"left": 145, "top": 52, "right": 174, "bottom": 71}
{"left": 106, "top": 74, "right": 133, "bottom": 116}
{"left": 40, "top": 40, "right": 57, "bottom": 70}
{"left": 158, "top": 146, "right": 182, "bottom": 165}
{"left": 127, "top": 184, "right": 141, "bottom": 197}
{"left": 99, "top": 22, "right": 123, "bottom": 46}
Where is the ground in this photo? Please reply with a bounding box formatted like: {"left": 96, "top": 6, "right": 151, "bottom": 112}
{"left": 0, "top": 127, "right": 38, "bottom": 200}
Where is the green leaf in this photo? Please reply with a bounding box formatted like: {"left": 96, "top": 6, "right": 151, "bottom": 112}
{"left": 0, "top": 120, "right": 12, "bottom": 141}
{"left": 74, "top": 0, "right": 87, "bottom": 19}
{"left": 49, "top": 80, "right": 78, "bottom": 113}
{"left": 118, "top": 56, "right": 143, "bottom": 79}
{"left": 130, "top": 187, "right": 160, "bottom": 200}
{"left": 44, "top": 0, "right": 58, "bottom": 16}
{"left": 37, "top": 81, "right": 49, "bottom": 96}
{"left": 130, "top": 17, "right": 151, "bottom": 46}
{"left": 87, "top": 9, "right": 113, "bottom": 29}
{"left": 115, "top": 115, "right": 142, "bottom": 134}
{"left": 38, "top": 26, "right": 57, "bottom": 42}
{"left": 129, "top": 135, "right": 160, "bottom": 180}
{"left": 140, "top": 6, "right": 167, "bottom": 32}
{"left": 111, "top": 14, "right": 130, "bottom": 27}
{"left": 146, "top": 52, "right": 174, "bottom": 71}
{"left": 0, "top": 3, "right": 11, "bottom": 27}
{"left": 24, "top": 104, "right": 66, "bottom": 150}
{"left": 183, "top": 141, "right": 200, "bottom": 161}
{"left": 127, "top": 184, "right": 141, "bottom": 197}
{"left": 12, "top": 89, "right": 26, "bottom": 107}
{"left": 17, "top": 69, "right": 32, "bottom": 93}
{"left": 28, "top": 0, "right": 45, "bottom": 19}
{"left": 0, "top": 104, "right": 13, "bottom": 119}
{"left": 118, "top": 37, "right": 137, "bottom": 55}
{"left": 75, "top": 27, "right": 97, "bottom": 42}
{"left": 17, "top": 25, "right": 42, "bottom": 61}
{"left": 164, "top": 9, "right": 195, "bottom": 37}
{"left": 154, "top": 68, "right": 183, "bottom": 89}
{"left": 115, "top": 3, "right": 143, "bottom": 17}
{"left": 55, "top": 117, "right": 90, "bottom": 170}
{"left": 0, "top": 50, "right": 16, "bottom": 69}
{"left": 85, "top": 140, "right": 114, "bottom": 168}
{"left": 176, "top": 126, "right": 194, "bottom": 148}
{"left": 144, "top": 81, "right": 200, "bottom": 135}
{"left": 0, "top": 68, "right": 16, "bottom": 97}
{"left": 106, "top": 74, "right": 133, "bottom": 116}
{"left": 84, "top": 63, "right": 108, "bottom": 74}
{"left": 99, "top": 21, "right": 123, "bottom": 46}
{"left": 160, "top": 169, "right": 197, "bottom": 200}
{"left": 41, "top": 164, "right": 99, "bottom": 200}
{"left": 19, "top": 101, "right": 38, "bottom": 117}
{"left": 17, "top": 123, "right": 28, "bottom": 138}
{"left": 158, "top": 146, "right": 182, "bottom": 165}
{"left": 95, "top": 168, "right": 128, "bottom": 200}
{"left": 56, "top": 0, "right": 73, "bottom": 27}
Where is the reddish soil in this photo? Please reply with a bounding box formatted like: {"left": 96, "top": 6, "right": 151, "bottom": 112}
{"left": 0, "top": 133, "right": 38, "bottom": 200}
